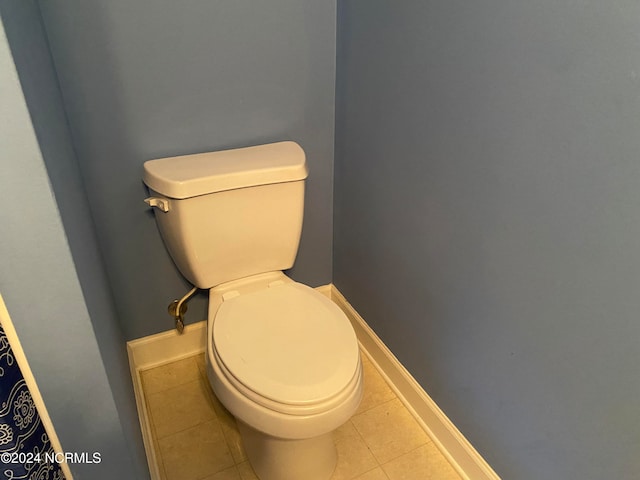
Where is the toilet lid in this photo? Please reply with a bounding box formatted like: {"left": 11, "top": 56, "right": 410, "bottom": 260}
{"left": 213, "top": 282, "right": 359, "bottom": 406}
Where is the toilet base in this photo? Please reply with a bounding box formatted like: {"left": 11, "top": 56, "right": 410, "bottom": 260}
{"left": 238, "top": 421, "right": 337, "bottom": 480}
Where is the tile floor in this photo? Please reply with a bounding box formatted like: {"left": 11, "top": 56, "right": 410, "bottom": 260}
{"left": 141, "top": 351, "right": 462, "bottom": 480}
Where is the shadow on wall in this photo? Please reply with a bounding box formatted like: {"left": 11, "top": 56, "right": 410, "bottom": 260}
{"left": 36, "top": 0, "right": 194, "bottom": 340}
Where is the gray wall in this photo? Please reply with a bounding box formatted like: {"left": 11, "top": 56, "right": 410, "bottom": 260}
{"left": 0, "top": 11, "right": 147, "bottom": 479}
{"left": 335, "top": 1, "right": 640, "bottom": 479}
{"left": 37, "top": 0, "right": 337, "bottom": 340}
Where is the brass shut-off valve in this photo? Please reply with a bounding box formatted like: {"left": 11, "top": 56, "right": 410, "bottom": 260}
{"left": 168, "top": 287, "right": 198, "bottom": 334}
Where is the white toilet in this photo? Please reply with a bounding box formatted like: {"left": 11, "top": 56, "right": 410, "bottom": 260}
{"left": 143, "top": 141, "right": 363, "bottom": 480}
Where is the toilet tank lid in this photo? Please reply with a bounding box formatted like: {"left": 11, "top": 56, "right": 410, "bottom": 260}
{"left": 143, "top": 141, "right": 308, "bottom": 199}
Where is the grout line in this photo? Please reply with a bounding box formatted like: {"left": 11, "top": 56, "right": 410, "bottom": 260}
{"left": 145, "top": 375, "right": 204, "bottom": 399}
{"left": 349, "top": 417, "right": 382, "bottom": 472}
{"left": 144, "top": 356, "right": 243, "bottom": 479}
{"left": 379, "top": 442, "right": 431, "bottom": 469}
{"left": 353, "top": 351, "right": 398, "bottom": 416}
{"left": 146, "top": 407, "right": 167, "bottom": 480}
{"left": 157, "top": 416, "right": 224, "bottom": 442}
{"left": 359, "top": 467, "right": 391, "bottom": 480}
{"left": 147, "top": 381, "right": 221, "bottom": 442}
{"left": 349, "top": 395, "right": 435, "bottom": 469}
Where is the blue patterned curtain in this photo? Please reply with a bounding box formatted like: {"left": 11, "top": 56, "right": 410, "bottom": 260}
{"left": 0, "top": 324, "right": 65, "bottom": 480}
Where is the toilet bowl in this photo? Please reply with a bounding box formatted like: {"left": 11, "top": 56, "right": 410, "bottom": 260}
{"left": 205, "top": 272, "right": 363, "bottom": 480}
{"left": 143, "top": 142, "right": 363, "bottom": 479}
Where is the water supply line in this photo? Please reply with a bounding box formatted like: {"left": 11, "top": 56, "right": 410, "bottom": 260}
{"left": 168, "top": 286, "right": 199, "bottom": 334}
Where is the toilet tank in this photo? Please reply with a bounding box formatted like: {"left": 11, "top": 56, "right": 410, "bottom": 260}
{"left": 143, "top": 142, "right": 308, "bottom": 289}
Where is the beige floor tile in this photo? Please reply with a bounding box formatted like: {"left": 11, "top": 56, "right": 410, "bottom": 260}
{"left": 236, "top": 461, "right": 259, "bottom": 480}
{"left": 143, "top": 353, "right": 457, "bottom": 480}
{"left": 351, "top": 398, "right": 430, "bottom": 464}
{"left": 159, "top": 420, "right": 234, "bottom": 480}
{"left": 147, "top": 376, "right": 217, "bottom": 438}
{"left": 382, "top": 443, "right": 461, "bottom": 480}
{"left": 353, "top": 468, "right": 390, "bottom": 480}
{"left": 141, "top": 356, "right": 201, "bottom": 395}
{"left": 201, "top": 465, "right": 242, "bottom": 480}
{"left": 204, "top": 383, "right": 233, "bottom": 419}
{"left": 195, "top": 371, "right": 248, "bottom": 463}
{"left": 151, "top": 435, "right": 167, "bottom": 480}
{"left": 215, "top": 401, "right": 247, "bottom": 463}
{"left": 357, "top": 355, "right": 396, "bottom": 414}
{"left": 331, "top": 421, "right": 378, "bottom": 480}
{"left": 195, "top": 352, "right": 207, "bottom": 377}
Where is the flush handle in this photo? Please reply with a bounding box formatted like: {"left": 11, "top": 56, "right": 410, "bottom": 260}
{"left": 144, "top": 197, "right": 170, "bottom": 212}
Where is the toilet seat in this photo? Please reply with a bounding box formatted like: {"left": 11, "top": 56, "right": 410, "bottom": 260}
{"left": 212, "top": 346, "right": 362, "bottom": 416}
{"left": 213, "top": 282, "right": 360, "bottom": 414}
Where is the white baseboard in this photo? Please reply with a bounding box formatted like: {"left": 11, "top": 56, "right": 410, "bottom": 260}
{"left": 329, "top": 286, "right": 500, "bottom": 480}
{"left": 127, "top": 283, "right": 499, "bottom": 480}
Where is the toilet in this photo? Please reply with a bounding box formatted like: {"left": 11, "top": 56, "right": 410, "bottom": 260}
{"left": 143, "top": 141, "right": 363, "bottom": 480}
